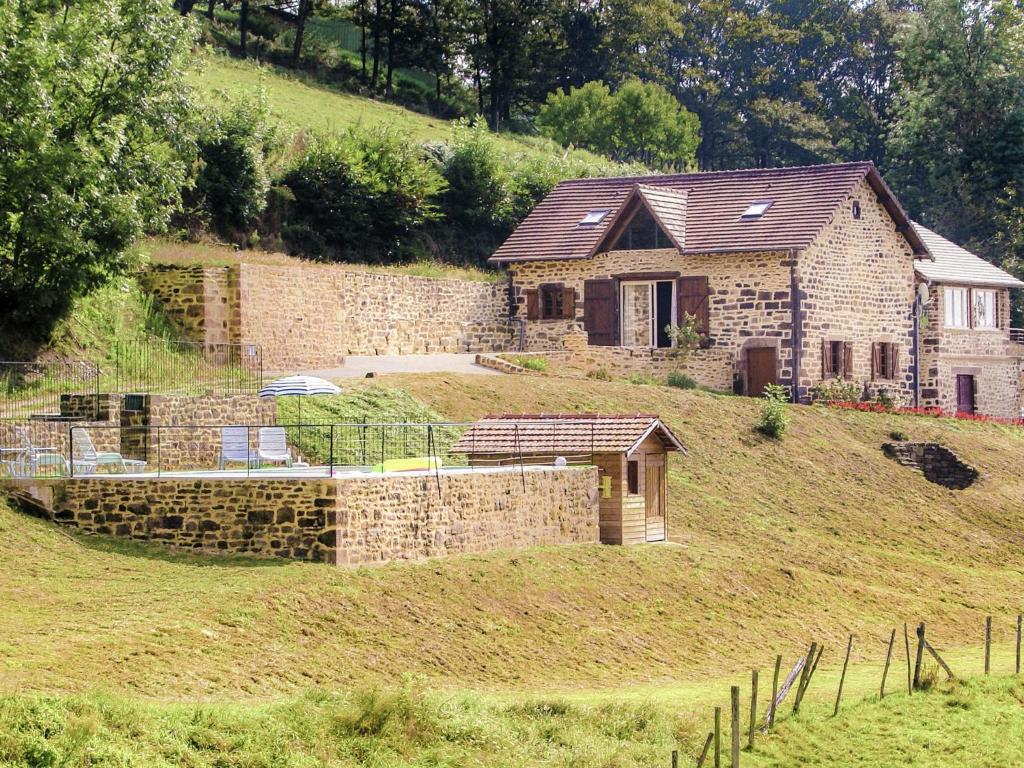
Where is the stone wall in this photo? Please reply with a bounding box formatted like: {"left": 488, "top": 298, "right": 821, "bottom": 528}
{"left": 144, "top": 263, "right": 513, "bottom": 371}
{"left": 33, "top": 466, "right": 599, "bottom": 565}
{"left": 796, "top": 178, "right": 917, "bottom": 404}
{"left": 918, "top": 283, "right": 1023, "bottom": 419}
{"left": 508, "top": 248, "right": 794, "bottom": 393}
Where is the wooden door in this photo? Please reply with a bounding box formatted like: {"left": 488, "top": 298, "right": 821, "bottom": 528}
{"left": 644, "top": 457, "right": 666, "bottom": 542}
{"left": 583, "top": 279, "right": 619, "bottom": 346}
{"left": 747, "top": 347, "right": 778, "bottom": 398}
{"left": 956, "top": 374, "right": 976, "bottom": 414}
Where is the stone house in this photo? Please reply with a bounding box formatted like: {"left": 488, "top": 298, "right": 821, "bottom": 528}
{"left": 490, "top": 162, "right": 1020, "bottom": 415}
{"left": 912, "top": 224, "right": 1024, "bottom": 419}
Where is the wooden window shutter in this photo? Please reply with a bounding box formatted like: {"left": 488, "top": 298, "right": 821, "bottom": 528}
{"left": 677, "top": 276, "right": 710, "bottom": 335}
{"left": 871, "top": 342, "right": 881, "bottom": 380}
{"left": 843, "top": 342, "right": 854, "bottom": 379}
{"left": 821, "top": 339, "right": 833, "bottom": 378}
{"left": 561, "top": 286, "right": 576, "bottom": 319}
{"left": 888, "top": 344, "right": 899, "bottom": 380}
{"left": 583, "top": 279, "right": 619, "bottom": 346}
{"left": 525, "top": 289, "right": 539, "bottom": 321}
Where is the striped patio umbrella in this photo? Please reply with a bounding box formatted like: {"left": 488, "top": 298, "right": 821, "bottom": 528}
{"left": 259, "top": 375, "right": 341, "bottom": 425}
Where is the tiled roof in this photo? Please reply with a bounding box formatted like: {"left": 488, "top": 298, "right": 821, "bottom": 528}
{"left": 490, "top": 161, "right": 928, "bottom": 263}
{"left": 912, "top": 223, "right": 1024, "bottom": 288}
{"left": 450, "top": 414, "right": 686, "bottom": 457}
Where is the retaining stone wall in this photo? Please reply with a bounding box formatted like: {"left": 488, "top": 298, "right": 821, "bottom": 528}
{"left": 37, "top": 466, "right": 599, "bottom": 564}
{"left": 144, "top": 263, "right": 514, "bottom": 371}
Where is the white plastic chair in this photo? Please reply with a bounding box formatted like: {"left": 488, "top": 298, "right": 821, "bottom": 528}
{"left": 15, "top": 426, "right": 70, "bottom": 477}
{"left": 219, "top": 426, "right": 259, "bottom": 470}
{"left": 258, "top": 427, "right": 292, "bottom": 467}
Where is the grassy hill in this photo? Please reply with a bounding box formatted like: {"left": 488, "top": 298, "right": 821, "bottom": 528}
{"left": 192, "top": 52, "right": 608, "bottom": 165}
{"left": 3, "top": 373, "right": 1023, "bottom": 764}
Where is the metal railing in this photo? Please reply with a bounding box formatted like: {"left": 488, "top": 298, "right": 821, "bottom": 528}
{"left": 1010, "top": 328, "right": 1024, "bottom": 345}
{"left": 0, "top": 419, "right": 601, "bottom": 484}
{"left": 112, "top": 339, "right": 263, "bottom": 396}
{"left": 0, "top": 361, "right": 101, "bottom": 421}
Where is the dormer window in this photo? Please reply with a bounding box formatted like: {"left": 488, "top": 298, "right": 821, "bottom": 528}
{"left": 579, "top": 209, "right": 610, "bottom": 226}
{"left": 741, "top": 200, "right": 773, "bottom": 219}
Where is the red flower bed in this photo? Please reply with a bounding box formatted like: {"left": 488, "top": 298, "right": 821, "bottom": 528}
{"left": 823, "top": 400, "right": 1023, "bottom": 426}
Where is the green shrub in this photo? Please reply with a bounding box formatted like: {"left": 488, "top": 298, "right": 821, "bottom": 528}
{"left": 628, "top": 372, "right": 658, "bottom": 386}
{"left": 587, "top": 367, "right": 612, "bottom": 381}
{"left": 512, "top": 356, "right": 549, "bottom": 372}
{"left": 280, "top": 127, "right": 445, "bottom": 262}
{"left": 756, "top": 383, "right": 791, "bottom": 439}
{"left": 666, "top": 372, "right": 697, "bottom": 389}
{"left": 873, "top": 387, "right": 896, "bottom": 411}
{"left": 810, "top": 378, "right": 862, "bottom": 403}
{"left": 889, "top": 429, "right": 909, "bottom": 441}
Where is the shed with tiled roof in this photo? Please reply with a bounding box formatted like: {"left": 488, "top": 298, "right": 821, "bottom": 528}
{"left": 451, "top": 414, "right": 684, "bottom": 544}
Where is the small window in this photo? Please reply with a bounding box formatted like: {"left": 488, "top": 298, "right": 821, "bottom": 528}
{"left": 822, "top": 339, "right": 852, "bottom": 379}
{"left": 973, "top": 289, "right": 997, "bottom": 329}
{"left": 741, "top": 200, "right": 773, "bottom": 219}
{"left": 627, "top": 460, "right": 639, "bottom": 495}
{"left": 872, "top": 342, "right": 898, "bottom": 380}
{"left": 579, "top": 209, "right": 610, "bottom": 226}
{"left": 944, "top": 287, "right": 969, "bottom": 328}
{"left": 851, "top": 200, "right": 861, "bottom": 219}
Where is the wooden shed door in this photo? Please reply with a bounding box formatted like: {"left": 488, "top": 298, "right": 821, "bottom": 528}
{"left": 644, "top": 457, "right": 666, "bottom": 542}
{"left": 583, "top": 279, "right": 619, "bottom": 346}
{"left": 956, "top": 374, "right": 976, "bottom": 414}
{"left": 746, "top": 347, "right": 778, "bottom": 397}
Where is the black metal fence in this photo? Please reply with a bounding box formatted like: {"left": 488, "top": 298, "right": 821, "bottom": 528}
{"left": 111, "top": 339, "right": 263, "bottom": 396}
{"left": 0, "top": 419, "right": 600, "bottom": 480}
{"left": 0, "top": 361, "right": 101, "bottom": 421}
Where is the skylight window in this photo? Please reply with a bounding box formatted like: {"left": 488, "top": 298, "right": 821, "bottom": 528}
{"left": 740, "top": 200, "right": 773, "bottom": 220}
{"left": 579, "top": 209, "right": 610, "bottom": 226}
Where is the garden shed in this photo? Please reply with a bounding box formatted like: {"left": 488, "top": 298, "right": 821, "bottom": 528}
{"left": 451, "top": 413, "right": 685, "bottom": 544}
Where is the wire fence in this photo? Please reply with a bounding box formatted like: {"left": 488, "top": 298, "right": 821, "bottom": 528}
{"left": 0, "top": 361, "right": 102, "bottom": 421}
{"left": 0, "top": 419, "right": 600, "bottom": 481}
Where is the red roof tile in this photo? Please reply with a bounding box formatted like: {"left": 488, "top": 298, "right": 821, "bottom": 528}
{"left": 490, "top": 162, "right": 928, "bottom": 263}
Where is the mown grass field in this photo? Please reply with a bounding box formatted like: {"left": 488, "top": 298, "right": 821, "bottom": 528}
{"left": 2, "top": 371, "right": 1023, "bottom": 764}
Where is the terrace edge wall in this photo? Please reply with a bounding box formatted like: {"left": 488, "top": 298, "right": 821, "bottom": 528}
{"left": 23, "top": 466, "right": 599, "bottom": 565}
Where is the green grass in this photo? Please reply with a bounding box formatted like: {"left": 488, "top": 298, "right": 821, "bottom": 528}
{"left": 191, "top": 51, "right": 612, "bottom": 165}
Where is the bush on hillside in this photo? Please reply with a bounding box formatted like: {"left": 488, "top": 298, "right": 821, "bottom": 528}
{"left": 280, "top": 128, "right": 445, "bottom": 262}
{"left": 187, "top": 93, "right": 278, "bottom": 241}
{"left": 757, "top": 383, "right": 791, "bottom": 439}
{"left": 810, "top": 378, "right": 862, "bottom": 404}
{"left": 666, "top": 372, "right": 697, "bottom": 389}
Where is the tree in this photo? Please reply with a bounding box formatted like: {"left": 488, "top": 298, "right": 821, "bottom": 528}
{"left": 537, "top": 79, "right": 700, "bottom": 169}
{"left": 887, "top": 0, "right": 1024, "bottom": 283}
{"left": 0, "top": 0, "right": 196, "bottom": 333}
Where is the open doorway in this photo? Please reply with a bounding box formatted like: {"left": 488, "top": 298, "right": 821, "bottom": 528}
{"left": 621, "top": 281, "right": 674, "bottom": 348}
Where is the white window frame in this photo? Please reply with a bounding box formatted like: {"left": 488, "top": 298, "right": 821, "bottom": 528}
{"left": 619, "top": 280, "right": 677, "bottom": 349}
{"left": 943, "top": 287, "right": 969, "bottom": 328}
{"left": 972, "top": 289, "right": 997, "bottom": 330}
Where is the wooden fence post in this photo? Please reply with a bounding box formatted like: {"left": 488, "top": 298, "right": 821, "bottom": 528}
{"left": 834, "top": 635, "right": 853, "bottom": 716}
{"left": 731, "top": 686, "right": 740, "bottom": 768}
{"left": 714, "top": 706, "right": 721, "bottom": 768}
{"left": 881, "top": 628, "right": 896, "bottom": 699}
{"left": 696, "top": 733, "right": 714, "bottom": 768}
{"left": 985, "top": 616, "right": 992, "bottom": 675}
{"left": 748, "top": 669, "right": 758, "bottom": 750}
{"left": 672, "top": 749, "right": 678, "bottom": 768}
{"left": 913, "top": 623, "right": 925, "bottom": 690}
{"left": 793, "top": 642, "right": 816, "bottom": 715}
{"left": 1017, "top": 615, "right": 1022, "bottom": 676}
{"left": 904, "top": 623, "right": 912, "bottom": 695}
{"left": 769, "top": 654, "right": 781, "bottom": 729}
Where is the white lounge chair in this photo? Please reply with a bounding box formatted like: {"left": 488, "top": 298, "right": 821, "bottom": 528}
{"left": 219, "top": 426, "right": 259, "bottom": 470}
{"left": 12, "top": 426, "right": 71, "bottom": 477}
{"left": 258, "top": 427, "right": 292, "bottom": 467}
{"left": 71, "top": 428, "right": 137, "bottom": 474}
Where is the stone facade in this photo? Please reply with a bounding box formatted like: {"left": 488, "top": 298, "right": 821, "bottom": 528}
{"left": 144, "top": 263, "right": 513, "bottom": 371}
{"left": 29, "top": 466, "right": 599, "bottom": 565}
{"left": 509, "top": 248, "right": 794, "bottom": 393}
{"left": 918, "top": 283, "right": 1023, "bottom": 419}
{"left": 507, "top": 179, "right": 921, "bottom": 402}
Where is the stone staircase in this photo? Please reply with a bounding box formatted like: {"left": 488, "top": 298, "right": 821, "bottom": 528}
{"left": 882, "top": 442, "right": 979, "bottom": 490}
